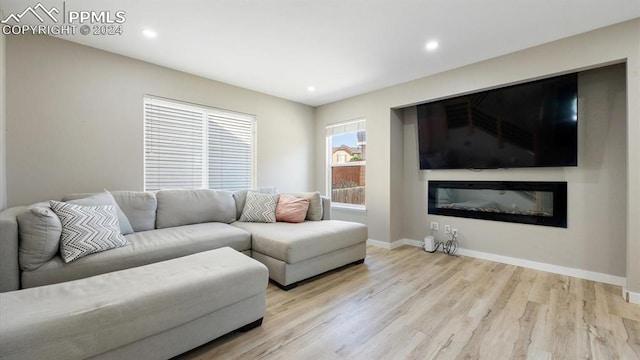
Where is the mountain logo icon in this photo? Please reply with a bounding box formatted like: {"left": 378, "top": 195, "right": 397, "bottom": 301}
{"left": 1, "top": 3, "right": 60, "bottom": 24}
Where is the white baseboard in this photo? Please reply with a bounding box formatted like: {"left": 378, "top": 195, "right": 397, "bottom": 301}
{"left": 622, "top": 287, "right": 640, "bottom": 304}
{"left": 366, "top": 239, "right": 393, "bottom": 249}
{"left": 369, "top": 238, "right": 626, "bottom": 287}
{"left": 455, "top": 247, "right": 626, "bottom": 287}
{"left": 400, "top": 238, "right": 424, "bottom": 248}
{"left": 367, "top": 238, "right": 422, "bottom": 250}
{"left": 367, "top": 239, "right": 404, "bottom": 250}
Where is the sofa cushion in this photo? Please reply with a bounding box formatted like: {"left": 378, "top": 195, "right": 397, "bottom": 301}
{"left": 239, "top": 192, "right": 279, "bottom": 223}
{"left": 63, "top": 191, "right": 156, "bottom": 233}
{"left": 65, "top": 191, "right": 134, "bottom": 235}
{"left": 0, "top": 248, "right": 268, "bottom": 360}
{"left": 232, "top": 220, "right": 367, "bottom": 263}
{"left": 17, "top": 204, "right": 62, "bottom": 271}
{"left": 276, "top": 194, "right": 309, "bottom": 223}
{"left": 49, "top": 201, "right": 128, "bottom": 263}
{"left": 21, "top": 222, "right": 252, "bottom": 288}
{"left": 288, "top": 192, "right": 323, "bottom": 221}
{"left": 155, "top": 189, "right": 236, "bottom": 229}
{"left": 0, "top": 206, "right": 26, "bottom": 292}
{"left": 110, "top": 191, "right": 157, "bottom": 232}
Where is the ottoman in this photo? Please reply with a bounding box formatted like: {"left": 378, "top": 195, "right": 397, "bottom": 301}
{"left": 0, "top": 247, "right": 268, "bottom": 360}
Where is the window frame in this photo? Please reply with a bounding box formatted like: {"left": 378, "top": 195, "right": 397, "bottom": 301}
{"left": 326, "top": 118, "right": 366, "bottom": 210}
{"left": 143, "top": 96, "right": 256, "bottom": 191}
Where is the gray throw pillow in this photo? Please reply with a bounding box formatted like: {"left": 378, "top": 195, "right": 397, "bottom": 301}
{"left": 288, "top": 192, "right": 323, "bottom": 221}
{"left": 109, "top": 191, "right": 157, "bottom": 232}
{"left": 17, "top": 204, "right": 62, "bottom": 271}
{"left": 68, "top": 191, "right": 134, "bottom": 235}
{"left": 239, "top": 192, "right": 279, "bottom": 223}
{"left": 49, "top": 201, "right": 128, "bottom": 263}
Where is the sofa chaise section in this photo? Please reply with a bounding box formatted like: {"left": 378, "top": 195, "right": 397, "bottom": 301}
{"left": 0, "top": 247, "right": 268, "bottom": 360}
{"left": 233, "top": 219, "right": 368, "bottom": 289}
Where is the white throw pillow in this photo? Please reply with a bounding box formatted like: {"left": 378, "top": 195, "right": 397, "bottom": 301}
{"left": 238, "top": 192, "right": 279, "bottom": 223}
{"left": 49, "top": 201, "right": 128, "bottom": 263}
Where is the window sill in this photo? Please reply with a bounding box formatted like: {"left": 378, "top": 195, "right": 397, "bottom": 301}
{"left": 331, "top": 204, "right": 367, "bottom": 213}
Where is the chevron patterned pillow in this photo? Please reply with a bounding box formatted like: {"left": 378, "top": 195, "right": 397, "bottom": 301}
{"left": 239, "top": 192, "right": 279, "bottom": 223}
{"left": 49, "top": 201, "right": 128, "bottom": 263}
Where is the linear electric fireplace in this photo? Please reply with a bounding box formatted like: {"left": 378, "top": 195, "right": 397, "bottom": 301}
{"left": 428, "top": 181, "right": 567, "bottom": 228}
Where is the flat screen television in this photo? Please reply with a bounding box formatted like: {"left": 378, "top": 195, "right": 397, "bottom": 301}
{"left": 417, "top": 72, "right": 578, "bottom": 170}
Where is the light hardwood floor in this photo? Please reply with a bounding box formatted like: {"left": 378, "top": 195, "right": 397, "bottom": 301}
{"left": 176, "top": 246, "right": 640, "bottom": 360}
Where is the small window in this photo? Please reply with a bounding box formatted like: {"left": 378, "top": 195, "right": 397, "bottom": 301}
{"left": 144, "top": 96, "right": 255, "bottom": 191}
{"left": 326, "top": 119, "right": 366, "bottom": 208}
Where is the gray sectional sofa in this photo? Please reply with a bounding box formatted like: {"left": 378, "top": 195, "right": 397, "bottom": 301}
{"left": 0, "top": 188, "right": 368, "bottom": 359}
{"left": 0, "top": 188, "right": 368, "bottom": 291}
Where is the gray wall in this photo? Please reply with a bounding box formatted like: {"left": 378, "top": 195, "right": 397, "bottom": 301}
{"left": 315, "top": 20, "right": 640, "bottom": 291}
{"left": 402, "top": 64, "right": 627, "bottom": 278}
{"left": 6, "top": 35, "right": 315, "bottom": 206}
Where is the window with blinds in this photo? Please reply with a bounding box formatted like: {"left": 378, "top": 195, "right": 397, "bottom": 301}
{"left": 144, "top": 97, "right": 255, "bottom": 191}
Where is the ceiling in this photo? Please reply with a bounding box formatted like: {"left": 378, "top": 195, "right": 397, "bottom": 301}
{"left": 2, "top": 0, "right": 639, "bottom": 106}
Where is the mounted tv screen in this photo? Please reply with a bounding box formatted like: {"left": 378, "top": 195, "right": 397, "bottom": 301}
{"left": 417, "top": 72, "right": 578, "bottom": 170}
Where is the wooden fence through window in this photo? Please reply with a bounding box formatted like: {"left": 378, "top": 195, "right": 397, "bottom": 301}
{"left": 332, "top": 186, "right": 365, "bottom": 205}
{"left": 332, "top": 165, "right": 365, "bottom": 187}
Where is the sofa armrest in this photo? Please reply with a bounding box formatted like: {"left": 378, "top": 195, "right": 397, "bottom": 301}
{"left": 0, "top": 206, "right": 26, "bottom": 292}
{"left": 321, "top": 196, "right": 331, "bottom": 220}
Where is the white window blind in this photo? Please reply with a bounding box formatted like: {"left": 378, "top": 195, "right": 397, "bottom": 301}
{"left": 207, "top": 110, "right": 254, "bottom": 190}
{"left": 144, "top": 97, "right": 255, "bottom": 191}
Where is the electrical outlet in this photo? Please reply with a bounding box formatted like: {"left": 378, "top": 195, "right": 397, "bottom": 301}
{"left": 430, "top": 222, "right": 439, "bottom": 231}
{"left": 444, "top": 225, "right": 451, "bottom": 234}
{"left": 452, "top": 228, "right": 459, "bottom": 237}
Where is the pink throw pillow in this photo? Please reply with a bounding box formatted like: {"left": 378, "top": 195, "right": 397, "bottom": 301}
{"left": 276, "top": 194, "right": 310, "bottom": 223}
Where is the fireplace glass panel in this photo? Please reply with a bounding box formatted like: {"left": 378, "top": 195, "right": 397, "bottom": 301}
{"left": 428, "top": 181, "right": 567, "bottom": 228}
{"left": 436, "top": 189, "right": 554, "bottom": 217}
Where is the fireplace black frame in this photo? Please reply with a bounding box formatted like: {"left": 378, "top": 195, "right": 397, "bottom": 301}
{"left": 428, "top": 181, "right": 568, "bottom": 228}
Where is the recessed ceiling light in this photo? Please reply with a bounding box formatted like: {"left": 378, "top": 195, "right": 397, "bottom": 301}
{"left": 425, "top": 40, "right": 439, "bottom": 51}
{"left": 142, "top": 29, "right": 157, "bottom": 38}
{"left": 307, "top": 86, "right": 316, "bottom": 92}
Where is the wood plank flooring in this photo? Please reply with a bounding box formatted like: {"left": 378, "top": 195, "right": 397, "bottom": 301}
{"left": 176, "top": 246, "right": 640, "bottom": 360}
